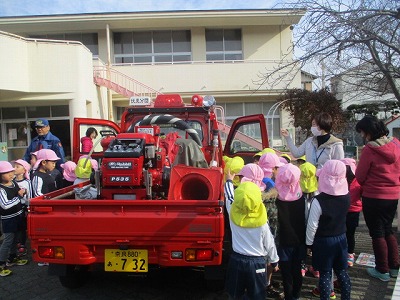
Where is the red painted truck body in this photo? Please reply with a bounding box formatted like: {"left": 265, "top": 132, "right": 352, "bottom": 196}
{"left": 27, "top": 94, "right": 269, "bottom": 288}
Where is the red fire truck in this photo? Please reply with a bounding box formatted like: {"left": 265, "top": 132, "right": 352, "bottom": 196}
{"left": 28, "top": 94, "right": 269, "bottom": 288}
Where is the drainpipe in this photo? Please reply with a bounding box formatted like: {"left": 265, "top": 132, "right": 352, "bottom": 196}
{"left": 106, "top": 24, "right": 114, "bottom": 121}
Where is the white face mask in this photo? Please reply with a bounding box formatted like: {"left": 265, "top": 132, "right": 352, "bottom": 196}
{"left": 311, "top": 126, "right": 322, "bottom": 136}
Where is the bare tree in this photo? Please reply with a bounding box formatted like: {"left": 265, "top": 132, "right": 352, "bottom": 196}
{"left": 278, "top": 88, "right": 348, "bottom": 135}
{"left": 256, "top": 0, "right": 400, "bottom": 102}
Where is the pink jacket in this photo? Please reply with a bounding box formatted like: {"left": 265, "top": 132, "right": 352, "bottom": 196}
{"left": 348, "top": 179, "right": 362, "bottom": 213}
{"left": 355, "top": 137, "right": 400, "bottom": 200}
{"left": 81, "top": 136, "right": 93, "bottom": 153}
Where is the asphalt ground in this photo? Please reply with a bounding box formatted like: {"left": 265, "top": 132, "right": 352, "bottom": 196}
{"left": 0, "top": 213, "right": 398, "bottom": 300}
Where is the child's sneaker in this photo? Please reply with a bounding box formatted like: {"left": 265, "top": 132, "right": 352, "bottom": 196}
{"left": 6, "top": 257, "right": 28, "bottom": 267}
{"left": 301, "top": 264, "right": 307, "bottom": 277}
{"left": 347, "top": 253, "right": 355, "bottom": 267}
{"left": 37, "top": 262, "right": 49, "bottom": 266}
{"left": 312, "top": 287, "right": 336, "bottom": 299}
{"left": 308, "top": 265, "right": 320, "bottom": 278}
{"left": 0, "top": 265, "right": 12, "bottom": 277}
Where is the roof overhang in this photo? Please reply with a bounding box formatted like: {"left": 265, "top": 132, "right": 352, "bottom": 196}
{"left": 0, "top": 9, "right": 306, "bottom": 33}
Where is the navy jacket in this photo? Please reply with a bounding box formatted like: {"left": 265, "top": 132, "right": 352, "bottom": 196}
{"left": 23, "top": 132, "right": 65, "bottom": 172}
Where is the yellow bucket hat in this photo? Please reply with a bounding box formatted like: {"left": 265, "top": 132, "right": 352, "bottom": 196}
{"left": 224, "top": 156, "right": 244, "bottom": 187}
{"left": 299, "top": 162, "right": 318, "bottom": 193}
{"left": 296, "top": 155, "right": 306, "bottom": 162}
{"left": 223, "top": 155, "right": 231, "bottom": 164}
{"left": 254, "top": 147, "right": 276, "bottom": 157}
{"left": 230, "top": 181, "right": 267, "bottom": 228}
{"left": 75, "top": 157, "right": 93, "bottom": 179}
{"left": 280, "top": 153, "right": 291, "bottom": 163}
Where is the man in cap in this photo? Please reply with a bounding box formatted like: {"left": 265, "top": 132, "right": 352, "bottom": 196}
{"left": 23, "top": 118, "right": 65, "bottom": 172}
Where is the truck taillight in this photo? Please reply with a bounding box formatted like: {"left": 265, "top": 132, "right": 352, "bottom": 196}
{"left": 38, "top": 246, "right": 65, "bottom": 259}
{"left": 185, "top": 249, "right": 213, "bottom": 261}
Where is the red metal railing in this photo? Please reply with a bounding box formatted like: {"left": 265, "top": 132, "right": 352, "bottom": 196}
{"left": 93, "top": 66, "right": 162, "bottom": 98}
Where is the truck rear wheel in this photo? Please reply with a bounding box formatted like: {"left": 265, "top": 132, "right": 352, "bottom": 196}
{"left": 59, "top": 265, "right": 90, "bottom": 289}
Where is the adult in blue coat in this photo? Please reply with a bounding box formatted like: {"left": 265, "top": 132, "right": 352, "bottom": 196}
{"left": 23, "top": 118, "right": 66, "bottom": 173}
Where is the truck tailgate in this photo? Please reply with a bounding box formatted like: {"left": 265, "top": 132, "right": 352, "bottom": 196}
{"left": 29, "top": 199, "right": 224, "bottom": 240}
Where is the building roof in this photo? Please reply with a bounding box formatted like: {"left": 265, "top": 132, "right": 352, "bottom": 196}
{"left": 301, "top": 70, "right": 318, "bottom": 80}
{"left": 0, "top": 9, "right": 306, "bottom": 33}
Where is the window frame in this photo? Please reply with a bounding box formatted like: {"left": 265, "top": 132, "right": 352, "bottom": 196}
{"left": 205, "top": 28, "right": 243, "bottom": 62}
{"left": 114, "top": 30, "right": 192, "bottom": 64}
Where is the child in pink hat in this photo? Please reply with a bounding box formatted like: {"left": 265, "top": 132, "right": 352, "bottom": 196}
{"left": 306, "top": 160, "right": 351, "bottom": 300}
{"left": 60, "top": 161, "right": 77, "bottom": 188}
{"left": 32, "top": 149, "right": 63, "bottom": 189}
{"left": 31, "top": 149, "right": 61, "bottom": 197}
{"left": 237, "top": 163, "right": 266, "bottom": 191}
{"left": 258, "top": 153, "right": 285, "bottom": 192}
{"left": 258, "top": 153, "right": 284, "bottom": 298}
{"left": 275, "top": 163, "right": 306, "bottom": 300}
{"left": 12, "top": 159, "right": 33, "bottom": 256}
{"left": 0, "top": 161, "right": 28, "bottom": 276}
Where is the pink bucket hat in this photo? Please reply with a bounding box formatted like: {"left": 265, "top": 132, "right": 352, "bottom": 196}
{"left": 13, "top": 159, "right": 31, "bottom": 179}
{"left": 60, "top": 161, "right": 77, "bottom": 182}
{"left": 34, "top": 149, "right": 60, "bottom": 169}
{"left": 340, "top": 158, "right": 356, "bottom": 175}
{"left": 238, "top": 163, "right": 266, "bottom": 191}
{"left": 90, "top": 159, "right": 98, "bottom": 171}
{"left": 258, "top": 153, "right": 285, "bottom": 177}
{"left": 275, "top": 163, "right": 303, "bottom": 201}
{"left": 317, "top": 160, "right": 348, "bottom": 196}
{"left": 0, "top": 161, "right": 15, "bottom": 174}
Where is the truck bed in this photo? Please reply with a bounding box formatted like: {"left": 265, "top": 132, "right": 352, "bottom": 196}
{"left": 28, "top": 184, "right": 225, "bottom": 267}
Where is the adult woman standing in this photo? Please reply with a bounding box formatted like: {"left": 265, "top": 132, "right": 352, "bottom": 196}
{"left": 280, "top": 112, "right": 344, "bottom": 169}
{"left": 355, "top": 115, "right": 400, "bottom": 281}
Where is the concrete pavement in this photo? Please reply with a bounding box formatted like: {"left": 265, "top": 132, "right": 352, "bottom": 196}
{"left": 0, "top": 213, "right": 398, "bottom": 299}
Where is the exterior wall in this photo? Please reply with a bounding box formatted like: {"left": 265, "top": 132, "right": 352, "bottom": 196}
{"left": 113, "top": 61, "right": 300, "bottom": 96}
{"left": 0, "top": 32, "right": 104, "bottom": 158}
{"left": 0, "top": 10, "right": 305, "bottom": 155}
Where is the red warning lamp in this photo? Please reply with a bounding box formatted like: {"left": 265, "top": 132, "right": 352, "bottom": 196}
{"left": 191, "top": 95, "right": 203, "bottom": 107}
{"left": 154, "top": 94, "right": 184, "bottom": 107}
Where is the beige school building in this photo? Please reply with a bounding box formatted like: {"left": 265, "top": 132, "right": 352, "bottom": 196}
{"left": 0, "top": 9, "right": 305, "bottom": 160}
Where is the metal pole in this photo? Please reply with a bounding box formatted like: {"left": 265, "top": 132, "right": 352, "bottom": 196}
{"left": 266, "top": 102, "right": 281, "bottom": 147}
{"left": 106, "top": 24, "right": 114, "bottom": 121}
{"left": 268, "top": 99, "right": 290, "bottom": 148}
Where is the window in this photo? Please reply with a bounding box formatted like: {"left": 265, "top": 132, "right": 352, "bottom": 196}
{"left": 230, "top": 122, "right": 262, "bottom": 153}
{"left": 114, "top": 30, "right": 191, "bottom": 64}
{"left": 220, "top": 102, "right": 281, "bottom": 142}
{"left": 206, "top": 29, "right": 242, "bottom": 61}
{"left": 29, "top": 33, "right": 99, "bottom": 55}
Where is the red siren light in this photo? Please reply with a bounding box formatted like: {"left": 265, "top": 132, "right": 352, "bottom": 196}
{"left": 154, "top": 94, "right": 184, "bottom": 107}
{"left": 191, "top": 95, "right": 203, "bottom": 107}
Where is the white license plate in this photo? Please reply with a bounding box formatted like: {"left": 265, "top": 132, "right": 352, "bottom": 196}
{"left": 104, "top": 249, "right": 148, "bottom": 272}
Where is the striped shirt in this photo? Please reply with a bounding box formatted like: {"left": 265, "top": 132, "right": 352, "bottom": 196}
{"left": 0, "top": 180, "right": 23, "bottom": 220}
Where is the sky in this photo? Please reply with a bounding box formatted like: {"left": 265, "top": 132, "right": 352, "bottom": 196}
{"left": 0, "top": 0, "right": 281, "bottom": 17}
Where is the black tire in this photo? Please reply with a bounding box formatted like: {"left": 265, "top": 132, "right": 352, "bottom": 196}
{"left": 59, "top": 265, "right": 90, "bottom": 289}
